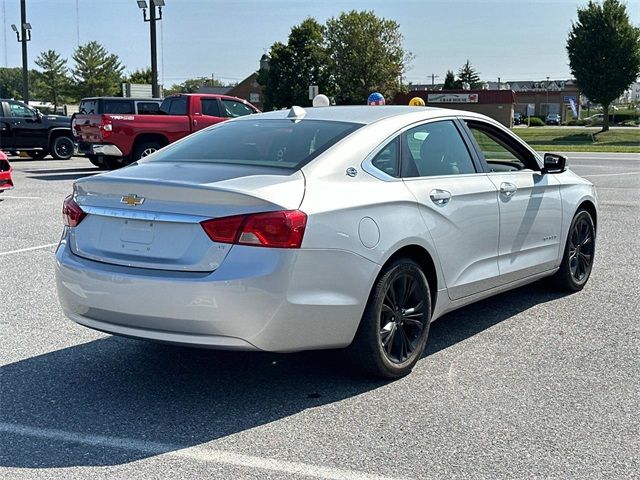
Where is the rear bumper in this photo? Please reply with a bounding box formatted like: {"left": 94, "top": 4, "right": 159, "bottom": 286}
{"left": 78, "top": 143, "right": 123, "bottom": 157}
{"left": 55, "top": 236, "right": 379, "bottom": 352}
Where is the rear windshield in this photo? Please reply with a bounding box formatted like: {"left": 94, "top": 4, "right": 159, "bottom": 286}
{"left": 79, "top": 100, "right": 98, "bottom": 114}
{"left": 144, "top": 119, "right": 361, "bottom": 169}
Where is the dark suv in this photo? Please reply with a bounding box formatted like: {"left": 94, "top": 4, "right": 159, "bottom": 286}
{"left": 0, "top": 98, "right": 74, "bottom": 159}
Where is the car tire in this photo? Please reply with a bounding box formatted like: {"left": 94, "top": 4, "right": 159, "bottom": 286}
{"left": 551, "top": 209, "right": 596, "bottom": 292}
{"left": 87, "top": 155, "right": 103, "bottom": 168}
{"left": 28, "top": 150, "right": 48, "bottom": 160}
{"left": 132, "top": 141, "right": 162, "bottom": 162}
{"left": 348, "top": 259, "right": 432, "bottom": 379}
{"left": 102, "top": 157, "right": 124, "bottom": 170}
{"left": 50, "top": 135, "right": 74, "bottom": 160}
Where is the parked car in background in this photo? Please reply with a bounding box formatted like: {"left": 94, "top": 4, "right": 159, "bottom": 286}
{"left": 0, "top": 99, "right": 74, "bottom": 160}
{"left": 73, "top": 94, "right": 259, "bottom": 169}
{"left": 0, "top": 150, "right": 13, "bottom": 192}
{"left": 513, "top": 112, "right": 523, "bottom": 125}
{"left": 56, "top": 105, "right": 598, "bottom": 378}
{"left": 545, "top": 114, "right": 561, "bottom": 125}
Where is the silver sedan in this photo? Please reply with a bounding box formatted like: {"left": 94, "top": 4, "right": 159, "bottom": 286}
{"left": 55, "top": 105, "right": 597, "bottom": 378}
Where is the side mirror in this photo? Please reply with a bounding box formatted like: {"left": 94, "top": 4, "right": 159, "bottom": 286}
{"left": 543, "top": 153, "right": 567, "bottom": 174}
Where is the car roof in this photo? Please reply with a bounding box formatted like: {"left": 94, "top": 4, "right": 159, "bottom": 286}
{"left": 240, "top": 105, "right": 489, "bottom": 125}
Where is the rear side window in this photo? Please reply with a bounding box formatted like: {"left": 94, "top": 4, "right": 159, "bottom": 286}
{"left": 160, "top": 97, "right": 188, "bottom": 115}
{"left": 79, "top": 100, "right": 98, "bottom": 114}
{"left": 222, "top": 100, "right": 255, "bottom": 118}
{"left": 103, "top": 100, "right": 134, "bottom": 114}
{"left": 145, "top": 119, "right": 361, "bottom": 169}
{"left": 371, "top": 138, "right": 400, "bottom": 177}
{"left": 137, "top": 102, "right": 161, "bottom": 114}
{"left": 201, "top": 99, "right": 222, "bottom": 117}
{"left": 401, "top": 121, "right": 476, "bottom": 178}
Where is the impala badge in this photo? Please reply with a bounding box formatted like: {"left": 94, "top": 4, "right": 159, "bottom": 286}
{"left": 121, "top": 194, "right": 145, "bottom": 206}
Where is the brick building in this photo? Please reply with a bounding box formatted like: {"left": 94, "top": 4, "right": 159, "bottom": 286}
{"left": 395, "top": 89, "right": 516, "bottom": 127}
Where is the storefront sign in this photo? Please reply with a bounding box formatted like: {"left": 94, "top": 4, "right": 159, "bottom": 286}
{"left": 427, "top": 93, "right": 479, "bottom": 103}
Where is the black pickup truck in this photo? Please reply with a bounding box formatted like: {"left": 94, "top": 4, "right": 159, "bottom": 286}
{"left": 0, "top": 98, "right": 74, "bottom": 160}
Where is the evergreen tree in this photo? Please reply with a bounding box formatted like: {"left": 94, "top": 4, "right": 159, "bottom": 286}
{"left": 72, "top": 41, "right": 125, "bottom": 98}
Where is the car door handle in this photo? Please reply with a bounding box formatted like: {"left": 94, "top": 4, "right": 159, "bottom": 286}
{"left": 429, "top": 189, "right": 451, "bottom": 205}
{"left": 500, "top": 182, "right": 517, "bottom": 196}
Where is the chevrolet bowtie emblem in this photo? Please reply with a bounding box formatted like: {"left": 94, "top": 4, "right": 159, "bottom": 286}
{"left": 121, "top": 194, "right": 145, "bottom": 206}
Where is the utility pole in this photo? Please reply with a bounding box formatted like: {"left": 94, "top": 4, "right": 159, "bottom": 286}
{"left": 430, "top": 74, "right": 439, "bottom": 87}
{"left": 497, "top": 77, "right": 501, "bottom": 90}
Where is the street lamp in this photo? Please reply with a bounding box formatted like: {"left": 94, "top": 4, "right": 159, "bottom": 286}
{"left": 546, "top": 76, "right": 550, "bottom": 117}
{"left": 11, "top": 0, "right": 31, "bottom": 103}
{"left": 137, "top": 0, "right": 164, "bottom": 98}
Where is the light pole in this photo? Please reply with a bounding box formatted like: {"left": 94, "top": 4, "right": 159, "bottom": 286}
{"left": 137, "top": 0, "right": 164, "bottom": 98}
{"left": 546, "top": 76, "right": 550, "bottom": 117}
{"left": 11, "top": 0, "right": 31, "bottom": 103}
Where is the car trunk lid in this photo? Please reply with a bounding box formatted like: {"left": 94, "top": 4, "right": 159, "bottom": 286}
{"left": 69, "top": 162, "right": 305, "bottom": 272}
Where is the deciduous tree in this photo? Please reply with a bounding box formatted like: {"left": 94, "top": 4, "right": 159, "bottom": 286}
{"left": 258, "top": 18, "right": 333, "bottom": 109}
{"left": 567, "top": 0, "right": 640, "bottom": 131}
{"left": 326, "top": 11, "right": 410, "bottom": 104}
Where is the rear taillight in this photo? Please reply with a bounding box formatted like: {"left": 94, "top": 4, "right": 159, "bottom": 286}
{"left": 100, "top": 116, "right": 113, "bottom": 139}
{"left": 62, "top": 195, "right": 86, "bottom": 227}
{"left": 201, "top": 210, "right": 307, "bottom": 248}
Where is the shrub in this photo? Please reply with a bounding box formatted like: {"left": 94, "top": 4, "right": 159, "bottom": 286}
{"left": 567, "top": 119, "right": 590, "bottom": 126}
{"left": 524, "top": 116, "right": 545, "bottom": 126}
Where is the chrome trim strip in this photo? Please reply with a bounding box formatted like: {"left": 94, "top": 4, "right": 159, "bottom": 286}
{"left": 81, "top": 205, "right": 210, "bottom": 223}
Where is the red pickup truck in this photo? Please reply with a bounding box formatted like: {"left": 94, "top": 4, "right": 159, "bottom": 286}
{"left": 73, "top": 93, "right": 260, "bottom": 169}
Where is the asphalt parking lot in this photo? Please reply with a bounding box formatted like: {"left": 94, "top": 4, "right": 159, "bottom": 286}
{"left": 1, "top": 152, "right": 639, "bottom": 479}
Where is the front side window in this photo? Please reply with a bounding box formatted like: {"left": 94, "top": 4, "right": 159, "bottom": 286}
{"left": 144, "top": 119, "right": 361, "bottom": 170}
{"left": 401, "top": 120, "right": 476, "bottom": 178}
{"left": 222, "top": 100, "right": 255, "bottom": 118}
{"left": 8, "top": 100, "right": 35, "bottom": 118}
{"left": 465, "top": 121, "right": 536, "bottom": 172}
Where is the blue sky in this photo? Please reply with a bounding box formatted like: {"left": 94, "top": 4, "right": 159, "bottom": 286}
{"left": 1, "top": 0, "right": 639, "bottom": 86}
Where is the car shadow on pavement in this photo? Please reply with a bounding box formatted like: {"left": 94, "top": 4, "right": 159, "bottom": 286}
{"left": 0, "top": 282, "right": 565, "bottom": 468}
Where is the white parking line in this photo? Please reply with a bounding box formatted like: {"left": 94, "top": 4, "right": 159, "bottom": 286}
{"left": 0, "top": 195, "right": 42, "bottom": 199}
{"left": 0, "top": 423, "right": 402, "bottom": 480}
{"left": 0, "top": 243, "right": 58, "bottom": 256}
{"left": 583, "top": 172, "right": 640, "bottom": 177}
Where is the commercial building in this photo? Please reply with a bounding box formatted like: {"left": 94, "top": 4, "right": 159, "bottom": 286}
{"left": 395, "top": 89, "right": 516, "bottom": 127}
{"left": 487, "top": 79, "right": 582, "bottom": 122}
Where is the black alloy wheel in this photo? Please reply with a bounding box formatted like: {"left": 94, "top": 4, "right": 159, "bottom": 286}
{"left": 551, "top": 209, "right": 596, "bottom": 292}
{"left": 379, "top": 273, "right": 428, "bottom": 364}
{"left": 51, "top": 136, "right": 74, "bottom": 160}
{"left": 348, "top": 259, "right": 432, "bottom": 379}
{"left": 568, "top": 216, "right": 595, "bottom": 282}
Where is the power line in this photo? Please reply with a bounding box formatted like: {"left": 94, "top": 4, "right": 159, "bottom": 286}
{"left": 75, "top": 0, "right": 80, "bottom": 46}
{"left": 2, "top": 0, "right": 7, "bottom": 66}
